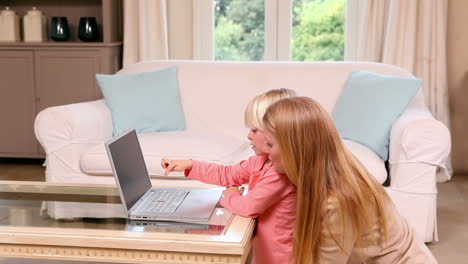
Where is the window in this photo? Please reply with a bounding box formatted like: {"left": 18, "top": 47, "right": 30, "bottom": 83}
{"left": 214, "top": 0, "right": 345, "bottom": 61}
{"left": 214, "top": 0, "right": 265, "bottom": 61}
{"left": 292, "top": 0, "right": 345, "bottom": 61}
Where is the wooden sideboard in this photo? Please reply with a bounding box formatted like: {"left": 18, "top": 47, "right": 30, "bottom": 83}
{"left": 0, "top": 42, "right": 121, "bottom": 158}
{"left": 0, "top": 0, "right": 122, "bottom": 158}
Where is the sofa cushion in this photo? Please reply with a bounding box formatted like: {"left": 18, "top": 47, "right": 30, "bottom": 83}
{"left": 343, "top": 140, "right": 387, "bottom": 184}
{"left": 80, "top": 131, "right": 254, "bottom": 178}
{"left": 333, "top": 70, "right": 421, "bottom": 160}
{"left": 96, "top": 66, "right": 185, "bottom": 136}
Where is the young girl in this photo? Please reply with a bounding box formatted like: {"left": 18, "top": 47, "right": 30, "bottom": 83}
{"left": 161, "top": 88, "right": 297, "bottom": 264}
{"left": 262, "top": 97, "right": 438, "bottom": 264}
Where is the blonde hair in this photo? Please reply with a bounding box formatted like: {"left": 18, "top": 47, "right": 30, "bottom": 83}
{"left": 263, "top": 97, "right": 390, "bottom": 264}
{"left": 244, "top": 88, "right": 296, "bottom": 130}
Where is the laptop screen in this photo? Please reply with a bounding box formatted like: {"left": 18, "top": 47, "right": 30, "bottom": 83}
{"left": 106, "top": 130, "right": 152, "bottom": 211}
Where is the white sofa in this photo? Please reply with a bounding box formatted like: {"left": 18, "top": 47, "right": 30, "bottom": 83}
{"left": 34, "top": 60, "right": 451, "bottom": 243}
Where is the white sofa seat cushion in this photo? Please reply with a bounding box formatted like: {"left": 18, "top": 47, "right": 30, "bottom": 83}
{"left": 80, "top": 131, "right": 254, "bottom": 177}
{"left": 81, "top": 132, "right": 386, "bottom": 183}
{"left": 343, "top": 140, "right": 387, "bottom": 184}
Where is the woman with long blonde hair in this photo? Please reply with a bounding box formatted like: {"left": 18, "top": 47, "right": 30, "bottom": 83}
{"left": 262, "top": 97, "right": 437, "bottom": 263}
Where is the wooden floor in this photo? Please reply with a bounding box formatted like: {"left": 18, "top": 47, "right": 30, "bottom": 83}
{"left": 0, "top": 158, "right": 45, "bottom": 181}
{"left": 0, "top": 158, "right": 467, "bottom": 263}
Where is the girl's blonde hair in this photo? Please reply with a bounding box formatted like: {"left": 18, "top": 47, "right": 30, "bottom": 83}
{"left": 244, "top": 88, "right": 296, "bottom": 130}
{"left": 263, "top": 97, "right": 390, "bottom": 264}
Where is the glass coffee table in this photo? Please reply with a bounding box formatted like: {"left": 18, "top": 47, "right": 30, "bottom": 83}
{"left": 0, "top": 181, "right": 255, "bottom": 263}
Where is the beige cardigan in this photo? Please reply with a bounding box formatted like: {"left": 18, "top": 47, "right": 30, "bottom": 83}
{"left": 318, "top": 198, "right": 437, "bottom": 264}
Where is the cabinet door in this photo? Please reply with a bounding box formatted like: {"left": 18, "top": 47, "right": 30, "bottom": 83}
{"left": 0, "top": 51, "right": 38, "bottom": 155}
{"left": 34, "top": 50, "right": 103, "bottom": 112}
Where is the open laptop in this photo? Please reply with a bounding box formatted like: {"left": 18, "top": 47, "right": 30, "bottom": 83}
{"left": 105, "top": 129, "right": 222, "bottom": 223}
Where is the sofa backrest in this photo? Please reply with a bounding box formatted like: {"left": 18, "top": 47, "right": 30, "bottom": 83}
{"left": 117, "top": 60, "right": 427, "bottom": 141}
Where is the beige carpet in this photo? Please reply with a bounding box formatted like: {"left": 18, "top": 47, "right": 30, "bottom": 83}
{"left": 0, "top": 158, "right": 467, "bottom": 263}
{"left": 427, "top": 175, "right": 468, "bottom": 263}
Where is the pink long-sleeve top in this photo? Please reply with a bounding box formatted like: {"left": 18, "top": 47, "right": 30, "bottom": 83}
{"left": 186, "top": 155, "right": 296, "bottom": 264}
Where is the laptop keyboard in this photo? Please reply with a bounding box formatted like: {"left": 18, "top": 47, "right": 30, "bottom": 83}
{"left": 141, "top": 190, "right": 189, "bottom": 213}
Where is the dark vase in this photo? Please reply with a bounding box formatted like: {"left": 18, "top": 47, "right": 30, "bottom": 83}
{"left": 49, "top": 17, "right": 70, "bottom": 41}
{"left": 78, "top": 17, "right": 99, "bottom": 42}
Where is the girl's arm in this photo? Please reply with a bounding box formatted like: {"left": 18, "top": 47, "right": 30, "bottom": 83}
{"left": 220, "top": 169, "right": 293, "bottom": 218}
{"left": 186, "top": 159, "right": 253, "bottom": 187}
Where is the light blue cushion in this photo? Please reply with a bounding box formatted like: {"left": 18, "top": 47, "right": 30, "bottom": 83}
{"left": 96, "top": 66, "right": 185, "bottom": 136}
{"left": 333, "top": 70, "right": 421, "bottom": 160}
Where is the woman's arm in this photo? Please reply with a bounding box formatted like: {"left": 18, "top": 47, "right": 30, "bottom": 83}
{"left": 318, "top": 202, "right": 356, "bottom": 263}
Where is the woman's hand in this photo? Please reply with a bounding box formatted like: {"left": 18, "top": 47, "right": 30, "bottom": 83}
{"left": 222, "top": 186, "right": 245, "bottom": 197}
{"left": 161, "top": 158, "right": 193, "bottom": 176}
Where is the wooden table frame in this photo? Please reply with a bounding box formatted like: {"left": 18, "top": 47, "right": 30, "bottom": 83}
{"left": 0, "top": 181, "right": 255, "bottom": 263}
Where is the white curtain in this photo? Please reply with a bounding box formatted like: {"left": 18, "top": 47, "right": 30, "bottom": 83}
{"left": 123, "top": 0, "right": 169, "bottom": 67}
{"left": 345, "top": 0, "right": 452, "bottom": 180}
{"left": 123, "top": 0, "right": 214, "bottom": 67}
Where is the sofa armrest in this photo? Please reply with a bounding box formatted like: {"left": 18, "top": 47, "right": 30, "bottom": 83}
{"left": 389, "top": 108, "right": 451, "bottom": 182}
{"left": 35, "top": 99, "right": 112, "bottom": 154}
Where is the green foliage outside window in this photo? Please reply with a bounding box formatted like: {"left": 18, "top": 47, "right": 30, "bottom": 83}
{"left": 214, "top": 0, "right": 345, "bottom": 61}
{"left": 215, "top": 0, "right": 264, "bottom": 61}
{"left": 293, "top": 0, "right": 345, "bottom": 61}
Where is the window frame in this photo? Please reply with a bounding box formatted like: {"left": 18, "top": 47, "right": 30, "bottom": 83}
{"left": 264, "top": 0, "right": 292, "bottom": 61}
{"left": 211, "top": 0, "right": 296, "bottom": 61}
